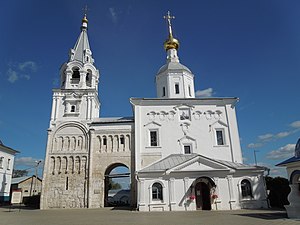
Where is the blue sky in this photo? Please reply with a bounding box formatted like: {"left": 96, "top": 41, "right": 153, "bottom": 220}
{"left": 0, "top": 0, "right": 300, "bottom": 178}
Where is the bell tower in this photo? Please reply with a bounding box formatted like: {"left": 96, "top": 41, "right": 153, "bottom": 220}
{"left": 50, "top": 14, "right": 100, "bottom": 126}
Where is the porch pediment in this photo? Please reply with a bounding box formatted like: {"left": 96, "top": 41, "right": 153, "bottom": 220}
{"left": 138, "top": 153, "right": 261, "bottom": 176}
{"left": 138, "top": 154, "right": 232, "bottom": 174}
{"left": 170, "top": 155, "right": 230, "bottom": 173}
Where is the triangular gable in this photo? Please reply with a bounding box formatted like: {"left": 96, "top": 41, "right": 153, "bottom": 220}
{"left": 143, "top": 121, "right": 162, "bottom": 127}
{"left": 138, "top": 153, "right": 258, "bottom": 176}
{"left": 138, "top": 154, "right": 198, "bottom": 173}
{"left": 178, "top": 135, "right": 196, "bottom": 142}
{"left": 209, "top": 119, "right": 228, "bottom": 128}
{"left": 168, "top": 155, "right": 231, "bottom": 173}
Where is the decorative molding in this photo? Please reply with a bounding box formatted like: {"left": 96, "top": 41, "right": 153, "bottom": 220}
{"left": 144, "top": 121, "right": 162, "bottom": 127}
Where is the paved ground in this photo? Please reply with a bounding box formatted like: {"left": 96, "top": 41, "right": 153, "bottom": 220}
{"left": 0, "top": 206, "right": 299, "bottom": 225}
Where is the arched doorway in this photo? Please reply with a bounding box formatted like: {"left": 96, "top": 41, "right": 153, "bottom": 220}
{"left": 194, "top": 177, "right": 216, "bottom": 210}
{"left": 104, "top": 163, "right": 131, "bottom": 207}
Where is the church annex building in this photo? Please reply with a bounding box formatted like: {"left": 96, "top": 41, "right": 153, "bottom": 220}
{"left": 41, "top": 12, "right": 268, "bottom": 211}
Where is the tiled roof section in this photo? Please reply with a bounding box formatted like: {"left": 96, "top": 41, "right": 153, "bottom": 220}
{"left": 139, "top": 154, "right": 198, "bottom": 172}
{"left": 11, "top": 176, "right": 32, "bottom": 184}
{"left": 12, "top": 176, "right": 42, "bottom": 184}
{"left": 276, "top": 156, "right": 300, "bottom": 166}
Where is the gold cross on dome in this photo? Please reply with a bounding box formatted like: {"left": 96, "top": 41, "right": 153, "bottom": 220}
{"left": 83, "top": 5, "right": 89, "bottom": 16}
{"left": 164, "top": 11, "right": 175, "bottom": 37}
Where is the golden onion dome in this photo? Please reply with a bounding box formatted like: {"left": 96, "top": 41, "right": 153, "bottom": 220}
{"left": 82, "top": 14, "right": 88, "bottom": 24}
{"left": 164, "top": 36, "right": 180, "bottom": 51}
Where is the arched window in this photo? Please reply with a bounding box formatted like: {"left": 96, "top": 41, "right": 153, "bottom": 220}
{"left": 241, "top": 179, "right": 253, "bottom": 198}
{"left": 152, "top": 182, "right": 163, "bottom": 200}
{"left": 71, "top": 105, "right": 76, "bottom": 112}
{"left": 103, "top": 136, "right": 107, "bottom": 146}
{"left": 86, "top": 70, "right": 92, "bottom": 87}
{"left": 71, "top": 68, "right": 80, "bottom": 84}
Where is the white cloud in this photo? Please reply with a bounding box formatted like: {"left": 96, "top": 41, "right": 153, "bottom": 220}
{"left": 7, "top": 68, "right": 19, "bottom": 83}
{"left": 6, "top": 61, "right": 37, "bottom": 83}
{"left": 15, "top": 157, "right": 43, "bottom": 167}
{"left": 290, "top": 120, "right": 300, "bottom": 129}
{"left": 109, "top": 7, "right": 118, "bottom": 24}
{"left": 195, "top": 88, "right": 214, "bottom": 97}
{"left": 269, "top": 167, "right": 287, "bottom": 178}
{"left": 247, "top": 162, "right": 287, "bottom": 177}
{"left": 18, "top": 61, "right": 37, "bottom": 72}
{"left": 276, "top": 131, "right": 290, "bottom": 138}
{"left": 247, "top": 143, "right": 263, "bottom": 149}
{"left": 22, "top": 74, "right": 31, "bottom": 80}
{"left": 266, "top": 144, "right": 296, "bottom": 160}
{"left": 258, "top": 133, "right": 273, "bottom": 141}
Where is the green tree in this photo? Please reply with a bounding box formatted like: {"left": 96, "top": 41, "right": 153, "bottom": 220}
{"left": 108, "top": 179, "right": 122, "bottom": 190}
{"left": 265, "top": 176, "right": 290, "bottom": 208}
{"left": 12, "top": 169, "right": 28, "bottom": 178}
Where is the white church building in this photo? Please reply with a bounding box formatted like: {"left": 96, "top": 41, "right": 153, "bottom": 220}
{"left": 41, "top": 12, "right": 268, "bottom": 211}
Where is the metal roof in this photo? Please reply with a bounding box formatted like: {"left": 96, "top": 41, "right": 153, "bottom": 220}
{"left": 92, "top": 117, "right": 134, "bottom": 124}
{"left": 139, "top": 154, "right": 264, "bottom": 173}
{"left": 140, "top": 154, "right": 198, "bottom": 172}
{"left": 139, "top": 154, "right": 198, "bottom": 172}
{"left": 158, "top": 61, "right": 192, "bottom": 74}
{"left": 11, "top": 176, "right": 41, "bottom": 184}
{"left": 72, "top": 27, "right": 90, "bottom": 63}
{"left": 213, "top": 159, "right": 261, "bottom": 170}
{"left": 276, "top": 138, "right": 300, "bottom": 166}
{"left": 276, "top": 156, "right": 300, "bottom": 166}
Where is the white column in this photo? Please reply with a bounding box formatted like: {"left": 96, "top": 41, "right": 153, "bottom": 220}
{"left": 54, "top": 97, "right": 58, "bottom": 120}
{"left": 169, "top": 178, "right": 175, "bottom": 211}
{"left": 79, "top": 70, "right": 86, "bottom": 88}
{"left": 50, "top": 96, "right": 55, "bottom": 120}
{"left": 138, "top": 178, "right": 146, "bottom": 210}
{"left": 65, "top": 70, "right": 72, "bottom": 89}
{"left": 226, "top": 175, "right": 235, "bottom": 210}
{"left": 89, "top": 97, "right": 93, "bottom": 119}
{"left": 86, "top": 96, "right": 90, "bottom": 120}
{"left": 214, "top": 177, "right": 220, "bottom": 210}
{"left": 183, "top": 177, "right": 189, "bottom": 211}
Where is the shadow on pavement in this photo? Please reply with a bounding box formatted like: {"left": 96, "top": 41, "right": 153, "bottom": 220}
{"left": 235, "top": 211, "right": 288, "bottom": 220}
{"left": 110, "top": 206, "right": 134, "bottom": 211}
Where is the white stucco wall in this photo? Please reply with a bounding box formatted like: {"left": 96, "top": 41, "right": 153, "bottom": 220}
{"left": 0, "top": 146, "right": 17, "bottom": 202}
{"left": 131, "top": 98, "right": 243, "bottom": 171}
